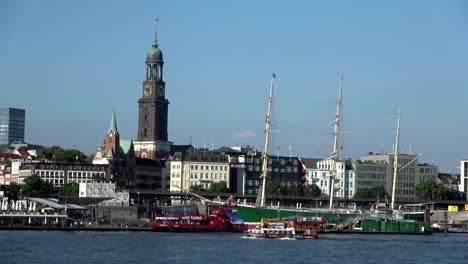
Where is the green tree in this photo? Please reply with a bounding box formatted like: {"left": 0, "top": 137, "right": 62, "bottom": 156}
{"left": 1, "top": 183, "right": 21, "bottom": 200}
{"left": 353, "top": 186, "right": 389, "bottom": 199}
{"left": 42, "top": 146, "right": 89, "bottom": 164}
{"left": 190, "top": 184, "right": 206, "bottom": 193}
{"left": 415, "top": 179, "right": 463, "bottom": 201}
{"left": 59, "top": 182, "right": 79, "bottom": 197}
{"left": 265, "top": 180, "right": 282, "bottom": 195}
{"left": 21, "top": 174, "right": 54, "bottom": 198}
{"left": 302, "top": 184, "right": 321, "bottom": 197}
{"left": 208, "top": 182, "right": 229, "bottom": 193}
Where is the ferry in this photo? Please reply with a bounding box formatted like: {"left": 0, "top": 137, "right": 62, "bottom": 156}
{"left": 244, "top": 216, "right": 325, "bottom": 240}
{"left": 150, "top": 204, "right": 245, "bottom": 232}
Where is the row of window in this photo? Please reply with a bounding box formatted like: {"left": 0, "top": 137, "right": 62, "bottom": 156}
{"left": 189, "top": 165, "right": 228, "bottom": 171}
{"left": 190, "top": 172, "right": 228, "bottom": 181}
{"left": 245, "top": 157, "right": 299, "bottom": 166}
{"left": 396, "top": 189, "right": 414, "bottom": 196}
{"left": 419, "top": 175, "right": 436, "bottom": 181}
{"left": 357, "top": 173, "right": 386, "bottom": 180}
{"left": 357, "top": 181, "right": 386, "bottom": 187}
{"left": 419, "top": 167, "right": 437, "bottom": 174}
{"left": 335, "top": 190, "right": 353, "bottom": 197}
{"left": 397, "top": 182, "right": 415, "bottom": 188}
{"left": 37, "top": 170, "right": 105, "bottom": 178}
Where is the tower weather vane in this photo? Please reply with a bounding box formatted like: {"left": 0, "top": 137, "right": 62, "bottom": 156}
{"left": 154, "top": 18, "right": 159, "bottom": 43}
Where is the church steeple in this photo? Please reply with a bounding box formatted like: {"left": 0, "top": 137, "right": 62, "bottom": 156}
{"left": 146, "top": 19, "right": 164, "bottom": 81}
{"left": 104, "top": 110, "right": 120, "bottom": 160}
{"left": 135, "top": 20, "right": 170, "bottom": 159}
{"left": 108, "top": 110, "right": 118, "bottom": 135}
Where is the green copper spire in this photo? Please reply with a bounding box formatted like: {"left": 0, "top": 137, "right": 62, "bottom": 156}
{"left": 108, "top": 110, "right": 118, "bottom": 135}
{"left": 147, "top": 18, "right": 163, "bottom": 62}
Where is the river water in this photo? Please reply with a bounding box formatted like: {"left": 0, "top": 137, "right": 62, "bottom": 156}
{"left": 0, "top": 231, "right": 467, "bottom": 264}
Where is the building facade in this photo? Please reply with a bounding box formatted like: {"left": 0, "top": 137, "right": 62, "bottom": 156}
{"left": 227, "top": 148, "right": 304, "bottom": 196}
{"left": 18, "top": 162, "right": 107, "bottom": 187}
{"left": 0, "top": 107, "right": 25, "bottom": 145}
{"left": 134, "top": 22, "right": 172, "bottom": 159}
{"left": 169, "top": 152, "right": 229, "bottom": 192}
{"left": 307, "top": 158, "right": 356, "bottom": 199}
{"left": 460, "top": 160, "right": 468, "bottom": 200}
{"left": 356, "top": 153, "right": 438, "bottom": 202}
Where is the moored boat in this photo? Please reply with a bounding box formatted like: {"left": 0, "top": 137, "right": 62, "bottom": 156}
{"left": 150, "top": 203, "right": 245, "bottom": 232}
{"left": 243, "top": 215, "right": 325, "bottom": 240}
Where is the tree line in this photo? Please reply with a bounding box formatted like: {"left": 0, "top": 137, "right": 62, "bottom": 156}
{"left": 1, "top": 174, "right": 79, "bottom": 200}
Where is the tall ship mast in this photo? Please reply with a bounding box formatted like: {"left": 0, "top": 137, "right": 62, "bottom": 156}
{"left": 329, "top": 76, "right": 343, "bottom": 210}
{"left": 255, "top": 74, "right": 276, "bottom": 207}
{"left": 390, "top": 110, "right": 401, "bottom": 210}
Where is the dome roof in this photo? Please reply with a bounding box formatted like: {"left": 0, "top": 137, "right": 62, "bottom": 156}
{"left": 147, "top": 44, "right": 163, "bottom": 62}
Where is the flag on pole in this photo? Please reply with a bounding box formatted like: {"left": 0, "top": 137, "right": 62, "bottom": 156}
{"left": 75, "top": 155, "right": 78, "bottom": 160}
{"left": 272, "top": 73, "right": 276, "bottom": 78}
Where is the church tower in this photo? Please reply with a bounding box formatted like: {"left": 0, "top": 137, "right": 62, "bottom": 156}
{"left": 134, "top": 20, "right": 172, "bottom": 159}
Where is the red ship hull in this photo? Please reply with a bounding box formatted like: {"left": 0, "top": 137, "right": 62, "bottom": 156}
{"left": 150, "top": 204, "right": 245, "bottom": 232}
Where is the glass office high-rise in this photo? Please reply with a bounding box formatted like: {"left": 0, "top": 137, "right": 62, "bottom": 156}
{"left": 0, "top": 107, "right": 25, "bottom": 145}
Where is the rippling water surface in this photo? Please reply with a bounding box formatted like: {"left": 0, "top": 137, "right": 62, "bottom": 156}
{"left": 1, "top": 231, "right": 467, "bottom": 264}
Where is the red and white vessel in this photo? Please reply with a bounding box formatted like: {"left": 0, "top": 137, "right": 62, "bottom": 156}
{"left": 150, "top": 204, "right": 245, "bottom": 232}
{"left": 244, "top": 216, "right": 325, "bottom": 240}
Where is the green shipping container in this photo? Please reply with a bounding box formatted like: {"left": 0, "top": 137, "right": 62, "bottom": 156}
{"left": 381, "top": 221, "right": 399, "bottom": 232}
{"left": 362, "top": 220, "right": 380, "bottom": 231}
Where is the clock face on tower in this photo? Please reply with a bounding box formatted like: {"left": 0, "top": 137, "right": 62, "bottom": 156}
{"left": 144, "top": 84, "right": 152, "bottom": 96}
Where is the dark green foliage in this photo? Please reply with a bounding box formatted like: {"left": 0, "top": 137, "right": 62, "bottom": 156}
{"left": 190, "top": 182, "right": 230, "bottom": 194}
{"left": 59, "top": 182, "right": 79, "bottom": 197}
{"left": 265, "top": 180, "right": 282, "bottom": 195}
{"left": 21, "top": 174, "right": 54, "bottom": 198}
{"left": 208, "top": 182, "right": 230, "bottom": 193}
{"left": 265, "top": 180, "right": 310, "bottom": 196}
{"left": 302, "top": 184, "right": 321, "bottom": 197}
{"left": 42, "top": 146, "right": 89, "bottom": 164}
{"left": 190, "top": 184, "right": 206, "bottom": 193}
{"left": 1, "top": 183, "right": 21, "bottom": 200}
{"left": 353, "top": 186, "right": 389, "bottom": 199}
{"left": 415, "top": 179, "right": 463, "bottom": 201}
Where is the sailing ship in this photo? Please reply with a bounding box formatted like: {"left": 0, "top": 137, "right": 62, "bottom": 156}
{"left": 234, "top": 75, "right": 360, "bottom": 227}
{"left": 232, "top": 76, "right": 428, "bottom": 233}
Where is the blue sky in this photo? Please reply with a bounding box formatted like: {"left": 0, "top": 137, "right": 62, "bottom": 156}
{"left": 0, "top": 0, "right": 467, "bottom": 172}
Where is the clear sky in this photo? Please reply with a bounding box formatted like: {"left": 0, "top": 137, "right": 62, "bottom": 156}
{"left": 0, "top": 0, "right": 467, "bottom": 172}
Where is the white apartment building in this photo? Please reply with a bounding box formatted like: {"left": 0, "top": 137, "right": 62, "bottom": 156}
{"left": 170, "top": 152, "right": 229, "bottom": 192}
{"left": 307, "top": 158, "right": 356, "bottom": 199}
{"left": 460, "top": 160, "right": 468, "bottom": 200}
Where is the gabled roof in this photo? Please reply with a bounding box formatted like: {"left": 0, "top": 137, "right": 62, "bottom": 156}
{"left": 17, "top": 149, "right": 30, "bottom": 157}
{"left": 300, "top": 158, "right": 321, "bottom": 169}
{"left": 0, "top": 153, "right": 22, "bottom": 160}
{"left": 119, "top": 139, "right": 133, "bottom": 159}
{"left": 438, "top": 173, "right": 459, "bottom": 185}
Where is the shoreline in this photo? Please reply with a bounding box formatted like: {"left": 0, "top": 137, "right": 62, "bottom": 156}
{"left": 0, "top": 226, "right": 152, "bottom": 232}
{"left": 0, "top": 225, "right": 433, "bottom": 235}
